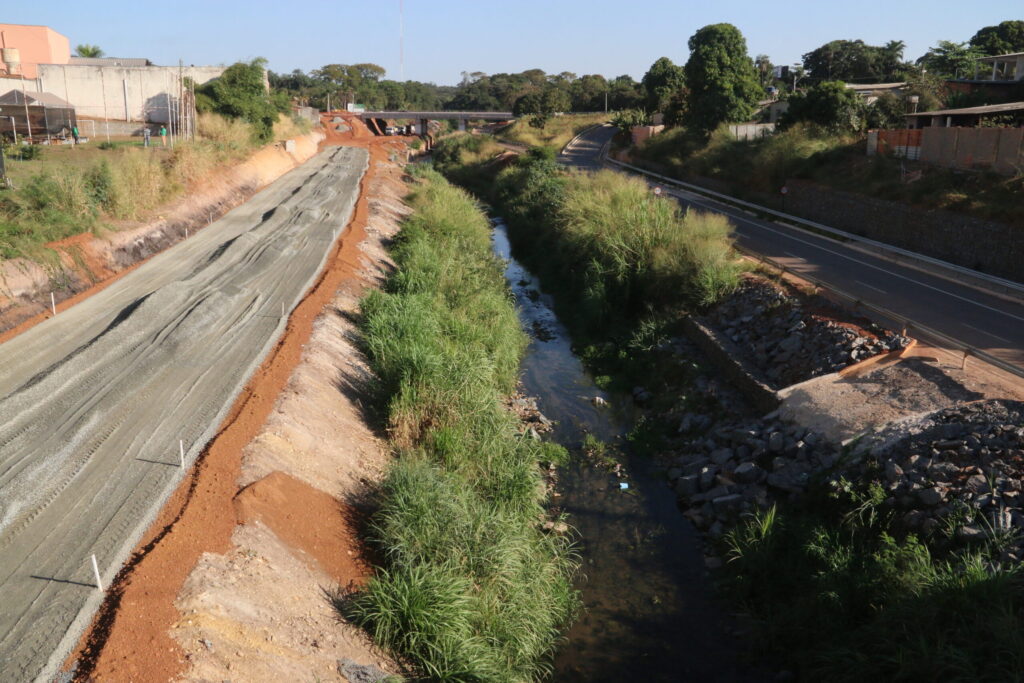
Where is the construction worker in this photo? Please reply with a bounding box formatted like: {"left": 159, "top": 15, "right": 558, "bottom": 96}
{"left": 160, "top": 124, "right": 168, "bottom": 147}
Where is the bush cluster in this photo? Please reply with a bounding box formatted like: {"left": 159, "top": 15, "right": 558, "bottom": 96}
{"left": 347, "top": 168, "right": 577, "bottom": 681}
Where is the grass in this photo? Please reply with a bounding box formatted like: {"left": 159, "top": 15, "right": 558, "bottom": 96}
{"left": 344, "top": 167, "right": 578, "bottom": 681}
{"left": 430, "top": 126, "right": 1024, "bottom": 681}
{"left": 0, "top": 112, "right": 310, "bottom": 262}
{"left": 494, "top": 154, "right": 745, "bottom": 337}
{"left": 723, "top": 480, "right": 1024, "bottom": 681}
{"left": 498, "top": 113, "right": 608, "bottom": 151}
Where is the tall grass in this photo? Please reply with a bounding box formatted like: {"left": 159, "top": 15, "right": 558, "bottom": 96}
{"left": 499, "top": 113, "right": 609, "bottom": 151}
{"left": 724, "top": 486, "right": 1024, "bottom": 680}
{"left": 0, "top": 112, "right": 310, "bottom": 261}
{"left": 347, "top": 167, "right": 578, "bottom": 681}
{"left": 494, "top": 155, "right": 744, "bottom": 336}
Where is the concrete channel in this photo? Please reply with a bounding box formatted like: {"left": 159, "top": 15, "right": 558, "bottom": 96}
{"left": 0, "top": 145, "right": 368, "bottom": 682}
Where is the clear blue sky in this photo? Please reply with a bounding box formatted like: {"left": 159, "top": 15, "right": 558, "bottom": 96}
{"left": 5, "top": 1, "right": 1022, "bottom": 84}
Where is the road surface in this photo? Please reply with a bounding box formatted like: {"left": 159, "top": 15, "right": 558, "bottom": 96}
{"left": 0, "top": 145, "right": 367, "bottom": 682}
{"left": 564, "top": 125, "right": 1024, "bottom": 373}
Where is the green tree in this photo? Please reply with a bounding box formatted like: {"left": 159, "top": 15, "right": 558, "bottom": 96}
{"left": 74, "top": 44, "right": 104, "bottom": 58}
{"left": 683, "top": 24, "right": 762, "bottom": 135}
{"left": 754, "top": 54, "right": 775, "bottom": 89}
{"left": 197, "top": 58, "right": 287, "bottom": 142}
{"left": 780, "top": 80, "right": 864, "bottom": 133}
{"left": 802, "top": 39, "right": 909, "bottom": 83}
{"left": 969, "top": 20, "right": 1024, "bottom": 55}
{"left": 641, "top": 57, "right": 686, "bottom": 114}
{"left": 917, "top": 40, "right": 984, "bottom": 78}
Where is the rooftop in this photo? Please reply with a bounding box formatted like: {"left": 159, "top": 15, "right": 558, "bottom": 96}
{"left": 977, "top": 52, "right": 1024, "bottom": 63}
{"left": 0, "top": 89, "right": 74, "bottom": 108}
{"left": 906, "top": 100, "right": 1024, "bottom": 117}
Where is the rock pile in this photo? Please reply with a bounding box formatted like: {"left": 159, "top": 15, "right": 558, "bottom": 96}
{"left": 850, "top": 400, "right": 1024, "bottom": 558}
{"left": 669, "top": 400, "right": 1024, "bottom": 558}
{"left": 670, "top": 411, "right": 839, "bottom": 536}
{"left": 708, "top": 279, "right": 909, "bottom": 388}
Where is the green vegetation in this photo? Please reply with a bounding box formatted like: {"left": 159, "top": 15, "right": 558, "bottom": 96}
{"left": 196, "top": 58, "right": 291, "bottom": 142}
{"left": 780, "top": 81, "right": 867, "bottom": 133}
{"left": 724, "top": 482, "right": 1024, "bottom": 680}
{"left": 640, "top": 57, "right": 686, "bottom": 123}
{"left": 801, "top": 38, "right": 910, "bottom": 83}
{"left": 969, "top": 20, "right": 1024, "bottom": 56}
{"left": 344, "top": 168, "right": 577, "bottom": 681}
{"left": 0, "top": 111, "right": 297, "bottom": 261}
{"left": 629, "top": 123, "right": 1024, "bottom": 224}
{"left": 498, "top": 113, "right": 609, "bottom": 152}
{"left": 683, "top": 24, "right": 762, "bottom": 135}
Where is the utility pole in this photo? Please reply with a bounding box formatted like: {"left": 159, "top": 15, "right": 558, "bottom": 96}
{"left": 399, "top": 0, "right": 404, "bottom": 81}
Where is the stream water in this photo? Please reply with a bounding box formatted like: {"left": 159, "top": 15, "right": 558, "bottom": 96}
{"left": 492, "top": 220, "right": 759, "bottom": 682}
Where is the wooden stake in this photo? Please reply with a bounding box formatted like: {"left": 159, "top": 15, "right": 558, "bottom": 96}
{"left": 90, "top": 554, "right": 103, "bottom": 590}
{"left": 50, "top": 292, "right": 56, "bottom": 316}
{"left": 179, "top": 439, "right": 185, "bottom": 468}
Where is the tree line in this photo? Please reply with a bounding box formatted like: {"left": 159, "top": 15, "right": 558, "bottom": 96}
{"left": 265, "top": 18, "right": 1022, "bottom": 134}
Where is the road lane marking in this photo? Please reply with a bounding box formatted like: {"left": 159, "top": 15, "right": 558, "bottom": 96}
{"left": 855, "top": 279, "right": 887, "bottom": 294}
{"left": 962, "top": 323, "right": 1011, "bottom": 344}
{"left": 679, "top": 192, "right": 1024, "bottom": 326}
{"left": 783, "top": 251, "right": 801, "bottom": 260}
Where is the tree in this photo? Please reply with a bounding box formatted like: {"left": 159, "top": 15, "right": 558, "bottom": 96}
{"left": 607, "top": 75, "right": 644, "bottom": 110}
{"left": 970, "top": 20, "right": 1024, "bottom": 56}
{"left": 864, "top": 92, "right": 906, "bottom": 129}
{"left": 917, "top": 40, "right": 984, "bottom": 78}
{"left": 780, "top": 81, "right": 864, "bottom": 133}
{"left": 754, "top": 54, "right": 775, "bottom": 89}
{"left": 802, "top": 39, "right": 909, "bottom": 83}
{"left": 683, "top": 24, "right": 762, "bottom": 135}
{"left": 570, "top": 74, "right": 608, "bottom": 111}
{"left": 197, "top": 58, "right": 288, "bottom": 142}
{"left": 75, "top": 44, "right": 104, "bottom": 58}
{"left": 641, "top": 57, "right": 685, "bottom": 114}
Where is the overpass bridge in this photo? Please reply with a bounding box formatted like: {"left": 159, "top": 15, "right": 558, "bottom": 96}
{"left": 359, "top": 110, "right": 514, "bottom": 134}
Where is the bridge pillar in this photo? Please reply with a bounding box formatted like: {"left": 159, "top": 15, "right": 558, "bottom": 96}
{"left": 457, "top": 118, "right": 466, "bottom": 132}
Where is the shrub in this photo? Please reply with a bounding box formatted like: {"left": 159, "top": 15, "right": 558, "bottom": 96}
{"left": 348, "top": 169, "right": 578, "bottom": 680}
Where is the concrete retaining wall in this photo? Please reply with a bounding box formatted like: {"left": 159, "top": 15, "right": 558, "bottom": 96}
{"left": 681, "top": 316, "right": 780, "bottom": 414}
{"left": 34, "top": 64, "right": 224, "bottom": 122}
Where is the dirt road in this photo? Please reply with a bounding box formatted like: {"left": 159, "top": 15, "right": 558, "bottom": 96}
{"left": 0, "top": 145, "right": 367, "bottom": 682}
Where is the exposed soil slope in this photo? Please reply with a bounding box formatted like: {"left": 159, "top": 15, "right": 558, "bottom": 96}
{"left": 63, "top": 116, "right": 410, "bottom": 682}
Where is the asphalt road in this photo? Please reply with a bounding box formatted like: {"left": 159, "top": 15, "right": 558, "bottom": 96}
{"left": 0, "top": 145, "right": 367, "bottom": 682}
{"left": 564, "top": 125, "right": 1024, "bottom": 372}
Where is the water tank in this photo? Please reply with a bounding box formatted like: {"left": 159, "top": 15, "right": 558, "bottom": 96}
{"left": 1, "top": 48, "right": 20, "bottom": 74}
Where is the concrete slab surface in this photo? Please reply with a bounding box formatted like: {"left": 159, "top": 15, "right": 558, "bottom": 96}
{"left": 0, "top": 145, "right": 368, "bottom": 682}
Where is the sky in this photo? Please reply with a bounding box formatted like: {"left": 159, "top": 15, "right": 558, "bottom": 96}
{"left": 4, "top": 1, "right": 1022, "bottom": 84}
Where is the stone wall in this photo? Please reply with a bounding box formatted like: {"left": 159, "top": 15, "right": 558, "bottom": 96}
{"left": 782, "top": 179, "right": 1022, "bottom": 281}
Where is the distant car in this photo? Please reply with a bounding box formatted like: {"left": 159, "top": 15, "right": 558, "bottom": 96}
{"left": 384, "top": 126, "right": 399, "bottom": 136}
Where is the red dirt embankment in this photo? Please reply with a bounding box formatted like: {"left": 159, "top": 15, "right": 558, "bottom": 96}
{"left": 63, "top": 115, "right": 409, "bottom": 681}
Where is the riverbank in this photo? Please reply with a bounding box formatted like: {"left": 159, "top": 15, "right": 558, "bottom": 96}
{"left": 432, "top": 140, "right": 1024, "bottom": 679}
{"left": 345, "top": 167, "right": 577, "bottom": 679}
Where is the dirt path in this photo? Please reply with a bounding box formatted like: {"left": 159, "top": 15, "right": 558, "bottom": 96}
{"left": 57, "top": 117, "right": 407, "bottom": 682}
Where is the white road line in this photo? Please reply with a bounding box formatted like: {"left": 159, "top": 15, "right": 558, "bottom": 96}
{"left": 783, "top": 251, "right": 801, "bottom": 260}
{"left": 962, "top": 323, "right": 1012, "bottom": 344}
{"left": 681, "top": 193, "right": 1024, "bottom": 325}
{"left": 855, "top": 279, "right": 887, "bottom": 294}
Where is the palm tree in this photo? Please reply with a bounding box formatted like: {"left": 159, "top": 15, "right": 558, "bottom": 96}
{"left": 75, "top": 44, "right": 105, "bottom": 58}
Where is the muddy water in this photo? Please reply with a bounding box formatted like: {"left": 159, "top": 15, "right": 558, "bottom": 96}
{"left": 492, "top": 221, "right": 757, "bottom": 682}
